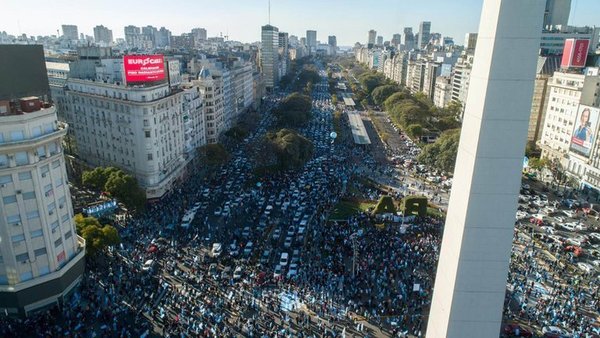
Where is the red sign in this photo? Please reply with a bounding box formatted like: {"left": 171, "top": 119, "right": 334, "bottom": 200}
{"left": 123, "top": 55, "right": 166, "bottom": 83}
{"left": 561, "top": 39, "right": 590, "bottom": 68}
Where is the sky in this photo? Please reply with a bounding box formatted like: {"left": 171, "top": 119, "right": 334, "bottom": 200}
{"left": 2, "top": 0, "right": 600, "bottom": 46}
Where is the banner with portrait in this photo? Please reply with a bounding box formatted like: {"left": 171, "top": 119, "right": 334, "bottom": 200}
{"left": 570, "top": 105, "right": 599, "bottom": 158}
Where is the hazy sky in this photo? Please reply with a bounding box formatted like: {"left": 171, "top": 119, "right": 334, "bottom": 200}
{"left": 3, "top": 0, "right": 600, "bottom": 46}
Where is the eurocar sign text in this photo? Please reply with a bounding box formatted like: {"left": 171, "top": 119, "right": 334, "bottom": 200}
{"left": 123, "top": 55, "right": 165, "bottom": 83}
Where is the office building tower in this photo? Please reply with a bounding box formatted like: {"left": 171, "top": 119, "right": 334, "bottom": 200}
{"left": 368, "top": 29, "right": 377, "bottom": 48}
{"left": 278, "top": 32, "right": 289, "bottom": 77}
{"left": 61, "top": 25, "right": 78, "bottom": 40}
{"left": 376, "top": 36, "right": 383, "bottom": 46}
{"left": 124, "top": 25, "right": 141, "bottom": 49}
{"left": 191, "top": 28, "right": 207, "bottom": 41}
{"left": 328, "top": 36, "right": 337, "bottom": 48}
{"left": 418, "top": 21, "right": 431, "bottom": 49}
{"left": 93, "top": 25, "right": 113, "bottom": 45}
{"left": 403, "top": 27, "right": 415, "bottom": 51}
{"left": 427, "top": 1, "right": 545, "bottom": 337}
{"left": 464, "top": 33, "right": 478, "bottom": 51}
{"left": 261, "top": 25, "right": 280, "bottom": 91}
{"left": 391, "top": 34, "right": 401, "bottom": 47}
{"left": 306, "top": 30, "right": 317, "bottom": 55}
{"left": 155, "top": 27, "right": 172, "bottom": 48}
{"left": 544, "top": 0, "right": 571, "bottom": 29}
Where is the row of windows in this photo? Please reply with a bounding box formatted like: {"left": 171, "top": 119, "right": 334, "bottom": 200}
{"left": 0, "top": 123, "right": 55, "bottom": 144}
{"left": 0, "top": 143, "right": 61, "bottom": 168}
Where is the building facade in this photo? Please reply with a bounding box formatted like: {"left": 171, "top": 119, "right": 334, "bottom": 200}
{"left": 261, "top": 25, "right": 280, "bottom": 91}
{"left": 93, "top": 25, "right": 113, "bottom": 45}
{"left": 0, "top": 101, "right": 85, "bottom": 316}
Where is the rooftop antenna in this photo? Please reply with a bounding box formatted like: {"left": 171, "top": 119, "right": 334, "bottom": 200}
{"left": 268, "top": 0, "right": 271, "bottom": 25}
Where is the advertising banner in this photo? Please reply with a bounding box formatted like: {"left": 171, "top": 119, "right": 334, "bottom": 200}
{"left": 561, "top": 39, "right": 590, "bottom": 68}
{"left": 570, "top": 105, "right": 599, "bottom": 157}
{"left": 123, "top": 55, "right": 165, "bottom": 83}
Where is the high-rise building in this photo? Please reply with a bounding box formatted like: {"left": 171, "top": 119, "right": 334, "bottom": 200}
{"left": 61, "top": 25, "right": 78, "bottom": 40}
{"left": 155, "top": 27, "right": 172, "bottom": 48}
{"left": 261, "top": 25, "right": 280, "bottom": 91}
{"left": 368, "top": 29, "right": 377, "bottom": 48}
{"left": 402, "top": 28, "right": 415, "bottom": 51}
{"left": 278, "top": 32, "right": 290, "bottom": 77}
{"left": 418, "top": 21, "right": 431, "bottom": 49}
{"left": 191, "top": 28, "right": 207, "bottom": 41}
{"left": 464, "top": 33, "right": 478, "bottom": 51}
{"left": 328, "top": 36, "right": 337, "bottom": 47}
{"left": 93, "top": 25, "right": 113, "bottom": 45}
{"left": 306, "top": 30, "right": 317, "bottom": 55}
{"left": 124, "top": 25, "right": 141, "bottom": 49}
{"left": 376, "top": 36, "right": 383, "bottom": 46}
{"left": 141, "top": 26, "right": 158, "bottom": 49}
{"left": 0, "top": 45, "right": 85, "bottom": 316}
{"left": 544, "top": 0, "right": 571, "bottom": 29}
{"left": 391, "top": 34, "right": 401, "bottom": 47}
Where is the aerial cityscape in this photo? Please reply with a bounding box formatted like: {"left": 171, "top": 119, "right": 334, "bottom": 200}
{"left": 0, "top": 0, "right": 599, "bottom": 337}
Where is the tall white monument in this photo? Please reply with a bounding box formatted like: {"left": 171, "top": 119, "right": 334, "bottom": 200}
{"left": 426, "top": 1, "right": 546, "bottom": 337}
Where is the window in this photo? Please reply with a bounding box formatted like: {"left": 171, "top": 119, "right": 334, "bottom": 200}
{"left": 44, "top": 184, "right": 53, "bottom": 196}
{"left": 37, "top": 145, "right": 46, "bottom": 158}
{"left": 65, "top": 230, "right": 72, "bottom": 239}
{"left": 15, "top": 253, "right": 29, "bottom": 262}
{"left": 26, "top": 210, "right": 40, "bottom": 220}
{"left": 32, "top": 126, "right": 42, "bottom": 137}
{"left": 61, "top": 213, "right": 70, "bottom": 222}
{"left": 0, "top": 133, "right": 4, "bottom": 143}
{"left": 15, "top": 151, "right": 28, "bottom": 165}
{"left": 19, "top": 171, "right": 32, "bottom": 181}
{"left": 0, "top": 275, "right": 7, "bottom": 285}
{"left": 48, "top": 142, "right": 58, "bottom": 155}
{"left": 0, "top": 174, "right": 12, "bottom": 184}
{"left": 30, "top": 229, "right": 43, "bottom": 238}
{"left": 41, "top": 165, "right": 49, "bottom": 175}
{"left": 43, "top": 123, "right": 53, "bottom": 133}
{"left": 20, "top": 272, "right": 33, "bottom": 282}
{"left": 54, "top": 238, "right": 62, "bottom": 248}
{"left": 7, "top": 214, "right": 21, "bottom": 225}
{"left": 3, "top": 195, "right": 16, "bottom": 204}
{"left": 52, "top": 160, "right": 60, "bottom": 169}
{"left": 38, "top": 265, "right": 50, "bottom": 276}
{"left": 10, "top": 130, "right": 24, "bottom": 141}
{"left": 0, "top": 154, "right": 7, "bottom": 168}
{"left": 55, "top": 177, "right": 63, "bottom": 188}
{"left": 23, "top": 191, "right": 36, "bottom": 200}
{"left": 48, "top": 202, "right": 56, "bottom": 213}
{"left": 11, "top": 234, "right": 25, "bottom": 243}
{"left": 145, "top": 130, "right": 151, "bottom": 138}
{"left": 147, "top": 153, "right": 153, "bottom": 161}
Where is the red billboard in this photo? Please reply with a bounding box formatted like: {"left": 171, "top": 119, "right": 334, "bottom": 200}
{"left": 123, "top": 55, "right": 166, "bottom": 83}
{"left": 561, "top": 39, "right": 590, "bottom": 68}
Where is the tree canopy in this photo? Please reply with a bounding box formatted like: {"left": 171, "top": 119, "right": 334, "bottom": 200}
{"left": 74, "top": 214, "right": 120, "bottom": 257}
{"left": 197, "top": 143, "right": 230, "bottom": 167}
{"left": 273, "top": 93, "right": 313, "bottom": 127}
{"left": 264, "top": 129, "right": 314, "bottom": 170}
{"left": 358, "top": 72, "right": 387, "bottom": 94}
{"left": 82, "top": 167, "right": 146, "bottom": 212}
{"left": 371, "top": 85, "right": 400, "bottom": 106}
{"left": 417, "top": 129, "right": 461, "bottom": 173}
{"left": 224, "top": 125, "right": 249, "bottom": 141}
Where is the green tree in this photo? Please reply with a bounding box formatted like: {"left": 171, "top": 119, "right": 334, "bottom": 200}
{"left": 273, "top": 93, "right": 313, "bottom": 127}
{"left": 371, "top": 85, "right": 399, "bottom": 106}
{"left": 264, "top": 129, "right": 314, "bottom": 169}
{"left": 525, "top": 141, "right": 540, "bottom": 158}
{"left": 417, "top": 129, "right": 461, "bottom": 173}
{"left": 406, "top": 124, "right": 424, "bottom": 140}
{"left": 104, "top": 171, "right": 146, "bottom": 212}
{"left": 197, "top": 143, "right": 230, "bottom": 167}
{"left": 444, "top": 100, "right": 463, "bottom": 118}
{"left": 224, "top": 126, "right": 249, "bottom": 141}
{"left": 383, "top": 91, "right": 409, "bottom": 111}
{"left": 358, "top": 72, "right": 387, "bottom": 94}
{"left": 82, "top": 167, "right": 119, "bottom": 190}
{"left": 74, "top": 214, "right": 121, "bottom": 256}
{"left": 528, "top": 157, "right": 549, "bottom": 171}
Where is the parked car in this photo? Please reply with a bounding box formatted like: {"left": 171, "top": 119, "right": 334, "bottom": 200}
{"left": 279, "top": 252, "right": 289, "bottom": 267}
{"left": 211, "top": 243, "right": 222, "bottom": 257}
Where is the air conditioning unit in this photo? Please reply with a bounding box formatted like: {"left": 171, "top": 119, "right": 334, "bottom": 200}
{"left": 41, "top": 173, "right": 47, "bottom": 177}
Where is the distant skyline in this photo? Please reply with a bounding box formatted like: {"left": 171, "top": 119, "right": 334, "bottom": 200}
{"left": 3, "top": 0, "right": 600, "bottom": 46}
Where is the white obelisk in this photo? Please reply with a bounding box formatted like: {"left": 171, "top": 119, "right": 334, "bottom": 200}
{"left": 426, "top": 1, "right": 546, "bottom": 337}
